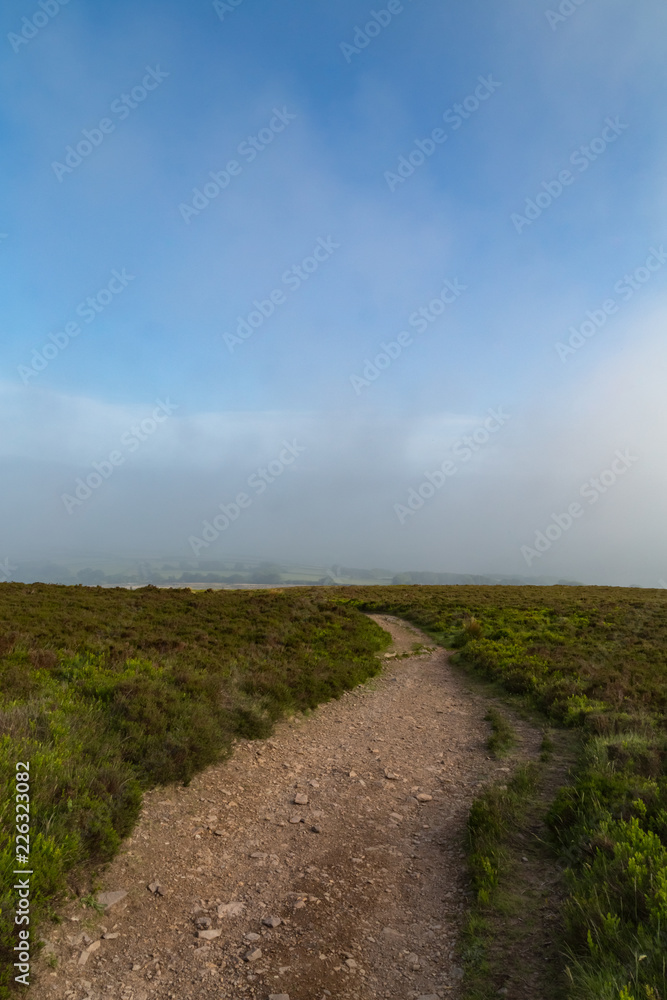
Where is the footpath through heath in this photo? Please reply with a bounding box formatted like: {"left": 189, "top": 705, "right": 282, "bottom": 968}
{"left": 34, "top": 615, "right": 542, "bottom": 1000}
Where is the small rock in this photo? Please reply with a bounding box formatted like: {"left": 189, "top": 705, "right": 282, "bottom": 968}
{"left": 405, "top": 952, "right": 421, "bottom": 970}
{"left": 348, "top": 770, "right": 357, "bottom": 778}
{"left": 198, "top": 929, "right": 221, "bottom": 941}
{"left": 345, "top": 958, "right": 358, "bottom": 969}
{"left": 244, "top": 932, "right": 261, "bottom": 942}
{"left": 96, "top": 891, "right": 127, "bottom": 910}
{"left": 389, "top": 812, "right": 403, "bottom": 821}
{"left": 289, "top": 815, "right": 303, "bottom": 824}
{"left": 250, "top": 852, "right": 267, "bottom": 859}
{"left": 417, "top": 995, "right": 440, "bottom": 1000}
{"left": 294, "top": 900, "right": 306, "bottom": 910}
{"left": 384, "top": 770, "right": 399, "bottom": 780}
{"left": 77, "top": 940, "right": 100, "bottom": 966}
{"left": 132, "top": 962, "right": 143, "bottom": 971}
{"left": 269, "top": 994, "right": 290, "bottom": 1000}
{"left": 417, "top": 793, "right": 433, "bottom": 802}
{"left": 147, "top": 882, "right": 164, "bottom": 895}
{"left": 262, "top": 915, "right": 282, "bottom": 928}
{"left": 245, "top": 948, "right": 262, "bottom": 962}
{"left": 102, "top": 932, "right": 120, "bottom": 940}
{"left": 308, "top": 780, "right": 319, "bottom": 788}
{"left": 311, "top": 825, "right": 322, "bottom": 833}
{"left": 218, "top": 902, "right": 245, "bottom": 917}
{"left": 294, "top": 792, "right": 309, "bottom": 805}
{"left": 195, "top": 916, "right": 212, "bottom": 929}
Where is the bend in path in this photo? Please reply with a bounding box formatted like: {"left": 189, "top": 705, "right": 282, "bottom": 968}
{"left": 35, "top": 615, "right": 542, "bottom": 1000}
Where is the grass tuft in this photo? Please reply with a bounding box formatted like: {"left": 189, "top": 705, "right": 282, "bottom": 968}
{"left": 484, "top": 707, "right": 517, "bottom": 757}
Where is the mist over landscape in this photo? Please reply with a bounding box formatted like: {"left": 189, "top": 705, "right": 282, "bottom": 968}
{"left": 4, "top": 6, "right": 667, "bottom": 997}
{"left": 1, "top": 0, "right": 666, "bottom": 585}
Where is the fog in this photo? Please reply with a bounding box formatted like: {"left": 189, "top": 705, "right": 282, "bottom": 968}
{"left": 2, "top": 0, "right": 666, "bottom": 587}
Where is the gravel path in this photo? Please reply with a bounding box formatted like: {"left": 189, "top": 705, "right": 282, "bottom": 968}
{"left": 34, "top": 615, "right": 541, "bottom": 1000}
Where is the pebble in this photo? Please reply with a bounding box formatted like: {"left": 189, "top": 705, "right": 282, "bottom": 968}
{"left": 96, "top": 890, "right": 127, "bottom": 909}
{"left": 294, "top": 792, "right": 309, "bottom": 805}
{"left": 417, "top": 793, "right": 433, "bottom": 802}
{"left": 384, "top": 770, "right": 399, "bottom": 780}
{"left": 262, "top": 915, "right": 282, "bottom": 928}
{"left": 77, "top": 940, "right": 100, "bottom": 965}
{"left": 197, "top": 929, "right": 221, "bottom": 940}
{"left": 218, "top": 902, "right": 245, "bottom": 917}
{"left": 269, "top": 994, "right": 290, "bottom": 1000}
{"left": 289, "top": 815, "right": 303, "bottom": 824}
{"left": 147, "top": 882, "right": 164, "bottom": 895}
{"left": 245, "top": 932, "right": 261, "bottom": 942}
{"left": 245, "top": 948, "right": 262, "bottom": 962}
{"left": 381, "top": 927, "right": 405, "bottom": 942}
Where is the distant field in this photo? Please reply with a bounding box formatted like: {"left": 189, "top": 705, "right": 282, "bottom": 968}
{"left": 1, "top": 582, "right": 666, "bottom": 999}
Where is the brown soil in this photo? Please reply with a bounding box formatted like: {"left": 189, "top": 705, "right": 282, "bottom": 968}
{"left": 33, "top": 615, "right": 544, "bottom": 1000}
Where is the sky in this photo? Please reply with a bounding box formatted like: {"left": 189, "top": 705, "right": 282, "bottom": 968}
{"left": 1, "top": 0, "right": 666, "bottom": 585}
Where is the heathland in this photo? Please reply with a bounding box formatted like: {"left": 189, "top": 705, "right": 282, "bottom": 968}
{"left": 1, "top": 582, "right": 666, "bottom": 1000}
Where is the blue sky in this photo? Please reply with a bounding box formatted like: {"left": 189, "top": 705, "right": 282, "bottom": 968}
{"left": 1, "top": 0, "right": 666, "bottom": 583}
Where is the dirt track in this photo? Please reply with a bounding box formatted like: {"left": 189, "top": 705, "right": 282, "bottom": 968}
{"left": 34, "top": 615, "right": 541, "bottom": 1000}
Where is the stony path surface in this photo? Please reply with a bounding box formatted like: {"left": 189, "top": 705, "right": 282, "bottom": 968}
{"left": 34, "top": 615, "right": 541, "bottom": 1000}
